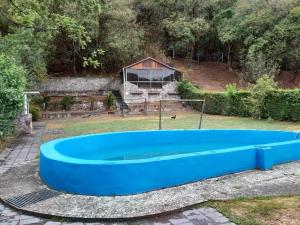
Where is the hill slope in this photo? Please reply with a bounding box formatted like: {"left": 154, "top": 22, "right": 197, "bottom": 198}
{"left": 172, "top": 59, "right": 299, "bottom": 91}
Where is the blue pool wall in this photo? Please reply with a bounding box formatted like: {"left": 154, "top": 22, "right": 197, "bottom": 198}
{"left": 40, "top": 130, "right": 300, "bottom": 196}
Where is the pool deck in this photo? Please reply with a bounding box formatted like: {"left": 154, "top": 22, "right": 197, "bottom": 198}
{"left": 1, "top": 123, "right": 300, "bottom": 224}
{"left": 0, "top": 123, "right": 234, "bottom": 225}
{"left": 1, "top": 160, "right": 300, "bottom": 221}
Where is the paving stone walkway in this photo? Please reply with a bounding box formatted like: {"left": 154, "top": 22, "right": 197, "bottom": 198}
{"left": 0, "top": 123, "right": 235, "bottom": 225}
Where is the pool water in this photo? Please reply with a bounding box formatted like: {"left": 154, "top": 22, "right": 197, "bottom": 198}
{"left": 67, "top": 142, "right": 245, "bottom": 160}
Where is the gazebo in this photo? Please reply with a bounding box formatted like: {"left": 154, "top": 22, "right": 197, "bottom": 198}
{"left": 120, "top": 57, "right": 182, "bottom": 102}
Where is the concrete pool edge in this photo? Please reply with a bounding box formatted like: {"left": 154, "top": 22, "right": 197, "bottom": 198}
{"left": 0, "top": 160, "right": 300, "bottom": 220}
{"left": 40, "top": 129, "right": 300, "bottom": 196}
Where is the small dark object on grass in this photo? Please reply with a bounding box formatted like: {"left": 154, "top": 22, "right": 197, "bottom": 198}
{"left": 171, "top": 115, "right": 176, "bottom": 119}
{"left": 82, "top": 114, "right": 91, "bottom": 118}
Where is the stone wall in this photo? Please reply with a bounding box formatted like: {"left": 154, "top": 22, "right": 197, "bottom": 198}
{"left": 38, "top": 77, "right": 120, "bottom": 112}
{"left": 39, "top": 77, "right": 120, "bottom": 93}
{"left": 15, "top": 114, "right": 32, "bottom": 134}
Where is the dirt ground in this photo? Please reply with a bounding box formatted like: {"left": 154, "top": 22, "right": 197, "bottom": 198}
{"left": 172, "top": 59, "right": 239, "bottom": 91}
{"left": 172, "top": 59, "right": 300, "bottom": 91}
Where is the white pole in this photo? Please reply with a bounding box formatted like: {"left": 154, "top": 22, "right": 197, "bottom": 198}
{"left": 123, "top": 68, "right": 126, "bottom": 102}
{"left": 24, "top": 94, "right": 28, "bottom": 115}
{"left": 23, "top": 91, "right": 40, "bottom": 115}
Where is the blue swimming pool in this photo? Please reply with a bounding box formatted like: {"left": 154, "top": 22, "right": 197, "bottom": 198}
{"left": 40, "top": 130, "right": 300, "bottom": 196}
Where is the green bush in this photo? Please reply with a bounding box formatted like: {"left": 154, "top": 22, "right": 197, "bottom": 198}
{"left": 224, "top": 84, "right": 251, "bottom": 117}
{"left": 178, "top": 80, "right": 300, "bottom": 122}
{"left": 29, "top": 104, "right": 41, "bottom": 121}
{"left": 30, "top": 96, "right": 44, "bottom": 109}
{"left": 247, "top": 76, "right": 278, "bottom": 119}
{"left": 177, "top": 81, "right": 250, "bottom": 116}
{"left": 201, "top": 92, "right": 226, "bottom": 114}
{"left": 0, "top": 54, "right": 26, "bottom": 141}
{"left": 104, "top": 91, "right": 116, "bottom": 110}
{"left": 60, "top": 96, "right": 75, "bottom": 111}
{"left": 30, "top": 95, "right": 51, "bottom": 110}
{"left": 265, "top": 89, "right": 300, "bottom": 121}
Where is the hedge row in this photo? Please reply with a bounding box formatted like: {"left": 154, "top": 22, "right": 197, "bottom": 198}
{"left": 177, "top": 81, "right": 300, "bottom": 121}
{"left": 177, "top": 81, "right": 251, "bottom": 117}
{"left": 265, "top": 89, "right": 300, "bottom": 121}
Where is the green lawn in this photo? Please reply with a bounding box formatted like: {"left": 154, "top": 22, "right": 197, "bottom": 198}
{"left": 43, "top": 112, "right": 300, "bottom": 142}
{"left": 42, "top": 112, "right": 300, "bottom": 225}
{"left": 203, "top": 195, "right": 300, "bottom": 225}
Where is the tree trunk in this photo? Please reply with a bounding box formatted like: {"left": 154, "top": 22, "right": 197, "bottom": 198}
{"left": 227, "top": 44, "right": 232, "bottom": 69}
{"left": 72, "top": 41, "right": 77, "bottom": 76}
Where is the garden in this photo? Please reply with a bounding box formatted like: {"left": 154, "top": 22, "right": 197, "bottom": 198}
{"left": 1, "top": 0, "right": 300, "bottom": 224}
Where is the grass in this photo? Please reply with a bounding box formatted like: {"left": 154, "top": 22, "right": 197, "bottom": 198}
{"left": 203, "top": 195, "right": 300, "bottom": 225}
{"left": 0, "top": 135, "right": 15, "bottom": 152}
{"left": 42, "top": 112, "right": 300, "bottom": 142}
{"left": 42, "top": 112, "right": 300, "bottom": 224}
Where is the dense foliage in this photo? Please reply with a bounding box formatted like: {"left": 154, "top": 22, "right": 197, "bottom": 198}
{"left": 29, "top": 104, "right": 41, "bottom": 121}
{"left": 135, "top": 0, "right": 300, "bottom": 78}
{"left": 104, "top": 91, "right": 116, "bottom": 110}
{"left": 60, "top": 96, "right": 75, "bottom": 111}
{"left": 177, "top": 81, "right": 250, "bottom": 116}
{"left": 0, "top": 54, "right": 26, "bottom": 141}
{"left": 0, "top": 0, "right": 298, "bottom": 82}
{"left": 247, "top": 76, "right": 278, "bottom": 119}
{"left": 177, "top": 80, "right": 300, "bottom": 121}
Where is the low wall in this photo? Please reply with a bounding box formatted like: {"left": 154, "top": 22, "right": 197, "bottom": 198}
{"left": 39, "top": 77, "right": 121, "bottom": 93}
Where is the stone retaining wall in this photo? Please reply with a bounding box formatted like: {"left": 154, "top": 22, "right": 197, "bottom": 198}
{"left": 39, "top": 77, "right": 120, "bottom": 93}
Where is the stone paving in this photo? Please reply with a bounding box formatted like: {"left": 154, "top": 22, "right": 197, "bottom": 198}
{"left": 0, "top": 122, "right": 234, "bottom": 225}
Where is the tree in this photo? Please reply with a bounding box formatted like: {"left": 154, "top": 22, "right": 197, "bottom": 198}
{"left": 242, "top": 52, "right": 279, "bottom": 84}
{"left": 248, "top": 5, "right": 300, "bottom": 73}
{"left": 0, "top": 0, "right": 102, "bottom": 80}
{"left": 162, "top": 14, "right": 209, "bottom": 59}
{"left": 0, "top": 54, "right": 26, "bottom": 141}
{"left": 96, "top": 0, "right": 145, "bottom": 72}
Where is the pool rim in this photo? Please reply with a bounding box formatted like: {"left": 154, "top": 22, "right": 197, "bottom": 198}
{"left": 40, "top": 129, "right": 300, "bottom": 165}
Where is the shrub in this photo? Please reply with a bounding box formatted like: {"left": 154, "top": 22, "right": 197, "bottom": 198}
{"left": 201, "top": 92, "right": 226, "bottom": 114}
{"left": 104, "top": 91, "right": 116, "bottom": 110}
{"left": 60, "top": 96, "right": 75, "bottom": 111}
{"left": 177, "top": 81, "right": 201, "bottom": 99}
{"left": 29, "top": 104, "right": 41, "bottom": 121}
{"left": 247, "top": 76, "right": 278, "bottom": 119}
{"left": 30, "top": 96, "right": 44, "bottom": 108}
{"left": 178, "top": 81, "right": 250, "bottom": 116}
{"left": 224, "top": 84, "right": 251, "bottom": 117}
{"left": 30, "top": 96, "right": 51, "bottom": 110}
{"left": 178, "top": 80, "right": 300, "bottom": 122}
{"left": 265, "top": 89, "right": 300, "bottom": 121}
{"left": 0, "top": 54, "right": 26, "bottom": 141}
{"left": 242, "top": 52, "right": 279, "bottom": 83}
{"left": 43, "top": 96, "right": 51, "bottom": 110}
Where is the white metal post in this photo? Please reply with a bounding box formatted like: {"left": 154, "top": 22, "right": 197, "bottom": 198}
{"left": 23, "top": 94, "right": 28, "bottom": 115}
{"left": 123, "top": 68, "right": 126, "bottom": 102}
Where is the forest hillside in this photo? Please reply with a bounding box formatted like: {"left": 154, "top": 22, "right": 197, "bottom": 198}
{"left": 0, "top": 0, "right": 299, "bottom": 88}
